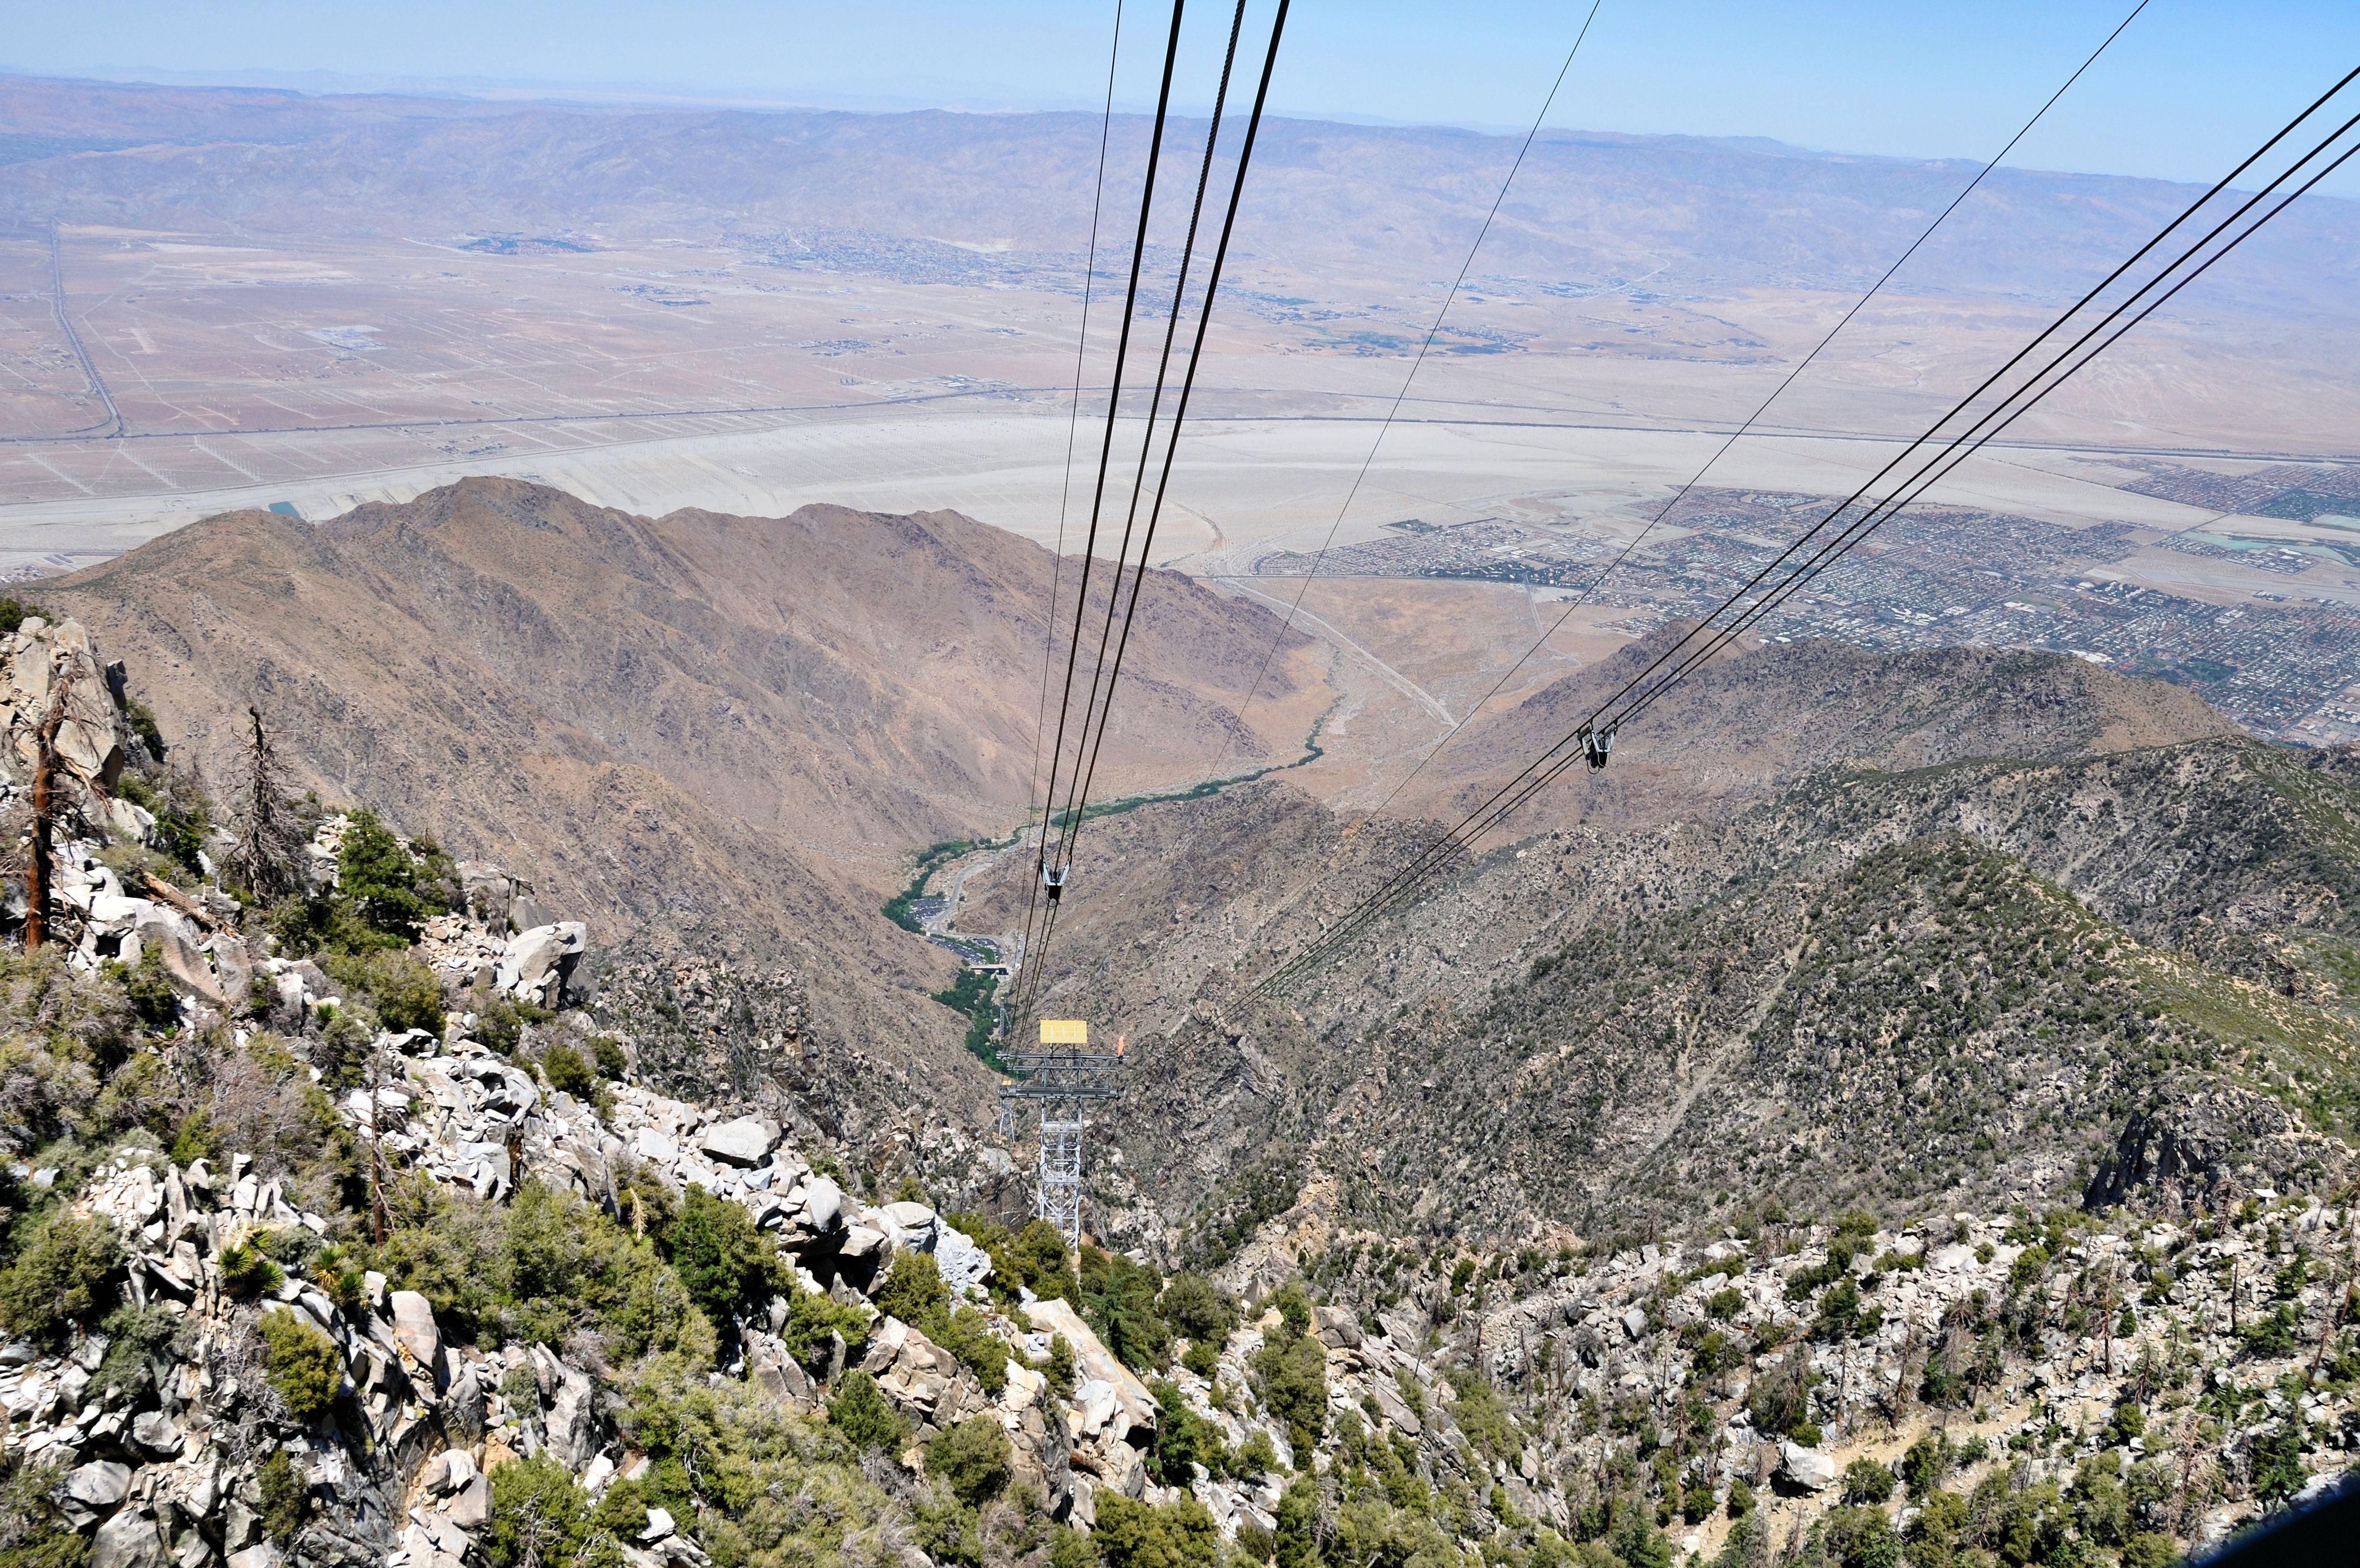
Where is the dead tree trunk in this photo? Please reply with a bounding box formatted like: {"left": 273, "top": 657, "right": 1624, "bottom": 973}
{"left": 367, "top": 1050, "right": 388, "bottom": 1245}
{"left": 25, "top": 668, "right": 75, "bottom": 953}
{"left": 232, "top": 706, "right": 302, "bottom": 901}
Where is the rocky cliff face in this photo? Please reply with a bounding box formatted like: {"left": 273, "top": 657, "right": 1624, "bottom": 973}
{"left": 0, "top": 1031, "right": 1149, "bottom": 1568}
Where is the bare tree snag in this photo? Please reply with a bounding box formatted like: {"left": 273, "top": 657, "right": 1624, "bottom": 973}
{"left": 25, "top": 666, "right": 74, "bottom": 953}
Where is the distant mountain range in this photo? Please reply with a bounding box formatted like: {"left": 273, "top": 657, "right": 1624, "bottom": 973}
{"left": 3, "top": 70, "right": 2354, "bottom": 316}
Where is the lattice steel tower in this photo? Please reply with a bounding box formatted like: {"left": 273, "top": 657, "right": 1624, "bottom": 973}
{"left": 999, "top": 1018, "right": 1125, "bottom": 1249}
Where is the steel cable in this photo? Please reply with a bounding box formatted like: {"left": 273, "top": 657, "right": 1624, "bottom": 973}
{"left": 1014, "top": 0, "right": 1131, "bottom": 1000}
{"left": 1020, "top": 0, "right": 1293, "bottom": 1022}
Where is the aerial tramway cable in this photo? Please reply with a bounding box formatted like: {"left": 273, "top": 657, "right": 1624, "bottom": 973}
{"left": 1030, "top": 0, "right": 1190, "bottom": 881}
{"left": 1447, "top": 136, "right": 2360, "bottom": 866}
{"left": 1016, "top": 0, "right": 1189, "bottom": 1006}
{"left": 1250, "top": 63, "right": 2360, "bottom": 998}
{"left": 1189, "top": 0, "right": 2152, "bottom": 1004}
{"left": 1013, "top": 0, "right": 1130, "bottom": 1014}
{"left": 1258, "top": 118, "right": 2360, "bottom": 999}
{"left": 1017, "top": 0, "right": 1292, "bottom": 1021}
{"left": 1049, "top": 0, "right": 1253, "bottom": 876}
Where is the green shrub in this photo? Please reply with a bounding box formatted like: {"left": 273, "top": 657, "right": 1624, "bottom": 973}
{"left": 1269, "top": 1279, "right": 1313, "bottom": 1338}
{"left": 105, "top": 949, "right": 180, "bottom": 1031}
{"left": 829, "top": 1369, "right": 906, "bottom": 1453}
{"left": 0, "top": 598, "right": 50, "bottom": 637}
{"left": 580, "top": 1479, "right": 650, "bottom": 1568}
{"left": 779, "top": 1281, "right": 871, "bottom": 1369}
{"left": 1042, "top": 1332, "right": 1077, "bottom": 1400}
{"left": 470, "top": 990, "right": 528, "bottom": 1056}
{"left": 873, "top": 1248, "right": 950, "bottom": 1325}
{"left": 339, "top": 810, "right": 430, "bottom": 946}
{"left": 927, "top": 1416, "right": 1012, "bottom": 1507}
{"left": 663, "top": 1186, "right": 779, "bottom": 1331}
{"left": 1157, "top": 1272, "right": 1236, "bottom": 1345}
{"left": 325, "top": 951, "right": 445, "bottom": 1036}
{"left": 870, "top": 1250, "right": 1010, "bottom": 1394}
{"left": 937, "top": 1304, "right": 1014, "bottom": 1396}
{"left": 1444, "top": 1368, "right": 1520, "bottom": 1465}
{"left": 486, "top": 1453, "right": 588, "bottom": 1568}
{"left": 1821, "top": 1505, "right": 1900, "bottom": 1568}
{"left": 2242, "top": 1303, "right": 2300, "bottom": 1359}
{"left": 1275, "top": 1478, "right": 1318, "bottom": 1568}
{"left": 1840, "top": 1457, "right": 1895, "bottom": 1505}
{"left": 167, "top": 1111, "right": 223, "bottom": 1168}
{"left": 539, "top": 1043, "right": 595, "bottom": 1099}
{"left": 0, "top": 1446, "right": 94, "bottom": 1568}
{"left": 258, "top": 1451, "right": 306, "bottom": 1544}
{"left": 1147, "top": 1379, "right": 1232, "bottom": 1484}
{"left": 1094, "top": 1493, "right": 1221, "bottom": 1568}
{"left": 1726, "top": 1479, "right": 1755, "bottom": 1518}
{"left": 614, "top": 1165, "right": 679, "bottom": 1243}
{"left": 135, "top": 772, "right": 211, "bottom": 878}
{"left": 1746, "top": 1357, "right": 1816, "bottom": 1438}
{"left": 367, "top": 1179, "right": 714, "bottom": 1364}
{"left": 259, "top": 1311, "right": 344, "bottom": 1420}
{"left": 1080, "top": 1245, "right": 1171, "bottom": 1372}
{"left": 0, "top": 1211, "right": 122, "bottom": 1344}
{"left": 942, "top": 1211, "right": 1075, "bottom": 1305}
{"left": 591, "top": 1036, "right": 628, "bottom": 1080}
{"left": 610, "top": 1262, "right": 718, "bottom": 1366}
{"left": 1012, "top": 1219, "right": 1073, "bottom": 1300}
{"left": 1251, "top": 1314, "right": 1328, "bottom": 1461}
{"left": 94, "top": 1305, "right": 188, "bottom": 1403}
{"left": 1899, "top": 1431, "right": 1953, "bottom": 1500}
{"left": 122, "top": 696, "right": 164, "bottom": 759}
{"left": 2251, "top": 1421, "right": 2307, "bottom": 1502}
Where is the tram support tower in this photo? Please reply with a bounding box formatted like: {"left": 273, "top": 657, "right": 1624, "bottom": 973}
{"left": 999, "top": 1018, "right": 1124, "bottom": 1250}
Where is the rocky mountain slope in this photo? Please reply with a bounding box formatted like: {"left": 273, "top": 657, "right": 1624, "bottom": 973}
{"left": 45, "top": 478, "right": 1308, "bottom": 888}
{"left": 0, "top": 493, "right": 2355, "bottom": 1565}
{"left": 957, "top": 649, "right": 2359, "bottom": 1272}
{"left": 37, "top": 478, "right": 1312, "bottom": 1079}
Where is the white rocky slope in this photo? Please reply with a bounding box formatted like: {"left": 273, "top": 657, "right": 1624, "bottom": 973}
{"left": 5, "top": 995, "right": 1199, "bottom": 1568}
{"left": 1203, "top": 1181, "right": 2360, "bottom": 1560}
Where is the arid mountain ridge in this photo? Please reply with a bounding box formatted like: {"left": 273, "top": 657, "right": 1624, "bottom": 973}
{"left": 38, "top": 476, "right": 1311, "bottom": 1088}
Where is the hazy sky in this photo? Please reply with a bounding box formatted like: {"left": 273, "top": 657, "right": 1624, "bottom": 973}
{"left": 11, "top": 1, "right": 2360, "bottom": 194}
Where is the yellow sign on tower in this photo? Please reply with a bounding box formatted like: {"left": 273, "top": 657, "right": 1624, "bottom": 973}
{"left": 1039, "top": 1019, "right": 1088, "bottom": 1045}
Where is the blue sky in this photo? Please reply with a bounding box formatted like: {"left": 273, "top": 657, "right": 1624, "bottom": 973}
{"left": 12, "top": 1, "right": 2359, "bottom": 194}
